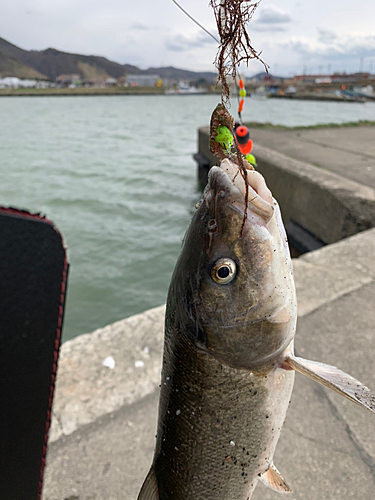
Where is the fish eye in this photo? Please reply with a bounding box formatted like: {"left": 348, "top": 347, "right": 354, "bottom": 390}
{"left": 211, "top": 258, "right": 236, "bottom": 284}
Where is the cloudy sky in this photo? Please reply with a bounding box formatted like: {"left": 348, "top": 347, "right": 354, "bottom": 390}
{"left": 1, "top": 0, "right": 375, "bottom": 76}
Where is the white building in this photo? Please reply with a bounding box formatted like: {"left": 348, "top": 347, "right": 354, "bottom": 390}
{"left": 0, "top": 77, "right": 21, "bottom": 88}
{"left": 0, "top": 78, "right": 43, "bottom": 89}
{"left": 126, "top": 74, "right": 160, "bottom": 87}
{"left": 19, "top": 79, "right": 38, "bottom": 88}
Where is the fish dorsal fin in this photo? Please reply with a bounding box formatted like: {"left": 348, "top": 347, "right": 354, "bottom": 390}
{"left": 260, "top": 463, "right": 292, "bottom": 494}
{"left": 284, "top": 353, "right": 375, "bottom": 414}
{"left": 137, "top": 466, "right": 159, "bottom": 500}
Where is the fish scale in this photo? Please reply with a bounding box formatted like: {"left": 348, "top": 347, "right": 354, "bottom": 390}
{"left": 154, "top": 333, "right": 294, "bottom": 500}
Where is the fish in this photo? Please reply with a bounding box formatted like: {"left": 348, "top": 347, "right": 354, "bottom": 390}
{"left": 137, "top": 114, "right": 375, "bottom": 500}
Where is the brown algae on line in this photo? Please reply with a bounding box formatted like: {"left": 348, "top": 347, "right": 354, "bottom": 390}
{"left": 137, "top": 108, "right": 375, "bottom": 500}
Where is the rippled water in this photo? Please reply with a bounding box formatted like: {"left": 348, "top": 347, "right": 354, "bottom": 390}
{"left": 0, "top": 95, "right": 374, "bottom": 341}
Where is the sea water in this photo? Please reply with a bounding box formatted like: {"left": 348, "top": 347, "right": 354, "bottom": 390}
{"left": 0, "top": 95, "right": 374, "bottom": 341}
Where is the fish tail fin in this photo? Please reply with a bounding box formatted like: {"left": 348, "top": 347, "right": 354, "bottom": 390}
{"left": 284, "top": 353, "right": 375, "bottom": 414}
{"left": 260, "top": 463, "right": 292, "bottom": 494}
{"left": 137, "top": 466, "right": 159, "bottom": 500}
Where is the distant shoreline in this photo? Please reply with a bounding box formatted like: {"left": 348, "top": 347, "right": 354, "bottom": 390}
{"left": 0, "top": 87, "right": 217, "bottom": 97}
{"left": 242, "top": 120, "right": 375, "bottom": 130}
{"left": 0, "top": 87, "right": 166, "bottom": 97}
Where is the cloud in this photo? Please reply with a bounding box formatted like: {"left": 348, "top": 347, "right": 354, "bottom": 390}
{"left": 281, "top": 38, "right": 315, "bottom": 55}
{"left": 130, "top": 23, "right": 149, "bottom": 31}
{"left": 251, "top": 24, "right": 288, "bottom": 33}
{"left": 342, "top": 34, "right": 375, "bottom": 58}
{"left": 165, "top": 41, "right": 185, "bottom": 53}
{"left": 250, "top": 5, "right": 292, "bottom": 32}
{"left": 317, "top": 28, "right": 337, "bottom": 44}
{"left": 165, "top": 31, "right": 217, "bottom": 53}
{"left": 256, "top": 6, "right": 292, "bottom": 24}
{"left": 283, "top": 33, "right": 375, "bottom": 60}
{"left": 276, "top": 33, "right": 375, "bottom": 73}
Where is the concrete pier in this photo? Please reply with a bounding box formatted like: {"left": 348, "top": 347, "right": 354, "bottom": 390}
{"left": 196, "top": 125, "right": 375, "bottom": 246}
{"left": 42, "top": 125, "right": 375, "bottom": 500}
{"left": 42, "top": 229, "right": 375, "bottom": 500}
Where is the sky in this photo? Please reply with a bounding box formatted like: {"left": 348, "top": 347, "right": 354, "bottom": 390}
{"left": 1, "top": 0, "right": 375, "bottom": 77}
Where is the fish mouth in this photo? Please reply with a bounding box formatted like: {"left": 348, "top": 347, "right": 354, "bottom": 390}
{"left": 208, "top": 159, "right": 274, "bottom": 222}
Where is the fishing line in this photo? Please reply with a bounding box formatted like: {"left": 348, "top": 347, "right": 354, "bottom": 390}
{"left": 171, "top": 0, "right": 220, "bottom": 44}
{"left": 171, "top": 0, "right": 244, "bottom": 124}
{"left": 171, "top": 0, "right": 257, "bottom": 167}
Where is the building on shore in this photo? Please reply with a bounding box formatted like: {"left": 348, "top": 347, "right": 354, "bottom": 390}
{"left": 0, "top": 77, "right": 52, "bottom": 89}
{"left": 56, "top": 74, "right": 81, "bottom": 87}
{"left": 293, "top": 72, "right": 374, "bottom": 84}
{"left": 126, "top": 74, "right": 160, "bottom": 87}
{"left": 105, "top": 77, "right": 118, "bottom": 87}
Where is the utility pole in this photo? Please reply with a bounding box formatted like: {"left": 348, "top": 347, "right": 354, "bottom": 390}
{"left": 359, "top": 57, "right": 364, "bottom": 73}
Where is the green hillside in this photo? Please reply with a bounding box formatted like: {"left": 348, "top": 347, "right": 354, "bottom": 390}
{"left": 0, "top": 37, "right": 217, "bottom": 83}
{"left": 0, "top": 52, "right": 47, "bottom": 79}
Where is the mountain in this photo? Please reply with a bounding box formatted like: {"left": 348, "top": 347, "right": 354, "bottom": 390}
{"left": 0, "top": 52, "right": 46, "bottom": 79}
{"left": 0, "top": 37, "right": 217, "bottom": 83}
{"left": 249, "top": 72, "right": 286, "bottom": 81}
{"left": 0, "top": 37, "right": 139, "bottom": 80}
{"left": 143, "top": 66, "right": 217, "bottom": 82}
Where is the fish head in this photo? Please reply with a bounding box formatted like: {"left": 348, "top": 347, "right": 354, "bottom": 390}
{"left": 166, "top": 159, "right": 297, "bottom": 370}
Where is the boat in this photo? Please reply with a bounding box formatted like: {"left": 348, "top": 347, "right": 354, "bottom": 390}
{"left": 165, "top": 81, "right": 206, "bottom": 95}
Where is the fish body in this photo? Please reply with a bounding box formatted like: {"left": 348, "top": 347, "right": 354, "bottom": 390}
{"left": 154, "top": 336, "right": 294, "bottom": 499}
{"left": 139, "top": 159, "right": 297, "bottom": 499}
{"left": 138, "top": 154, "right": 375, "bottom": 500}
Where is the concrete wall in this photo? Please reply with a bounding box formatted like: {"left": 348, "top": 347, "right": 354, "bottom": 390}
{"left": 197, "top": 126, "right": 375, "bottom": 244}
{"left": 49, "top": 305, "right": 165, "bottom": 443}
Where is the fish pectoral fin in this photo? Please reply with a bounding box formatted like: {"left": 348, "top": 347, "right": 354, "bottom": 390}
{"left": 284, "top": 353, "right": 375, "bottom": 414}
{"left": 260, "top": 463, "right": 292, "bottom": 494}
{"left": 137, "top": 466, "right": 159, "bottom": 500}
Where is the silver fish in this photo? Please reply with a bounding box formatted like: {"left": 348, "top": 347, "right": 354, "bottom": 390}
{"left": 138, "top": 158, "right": 375, "bottom": 500}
